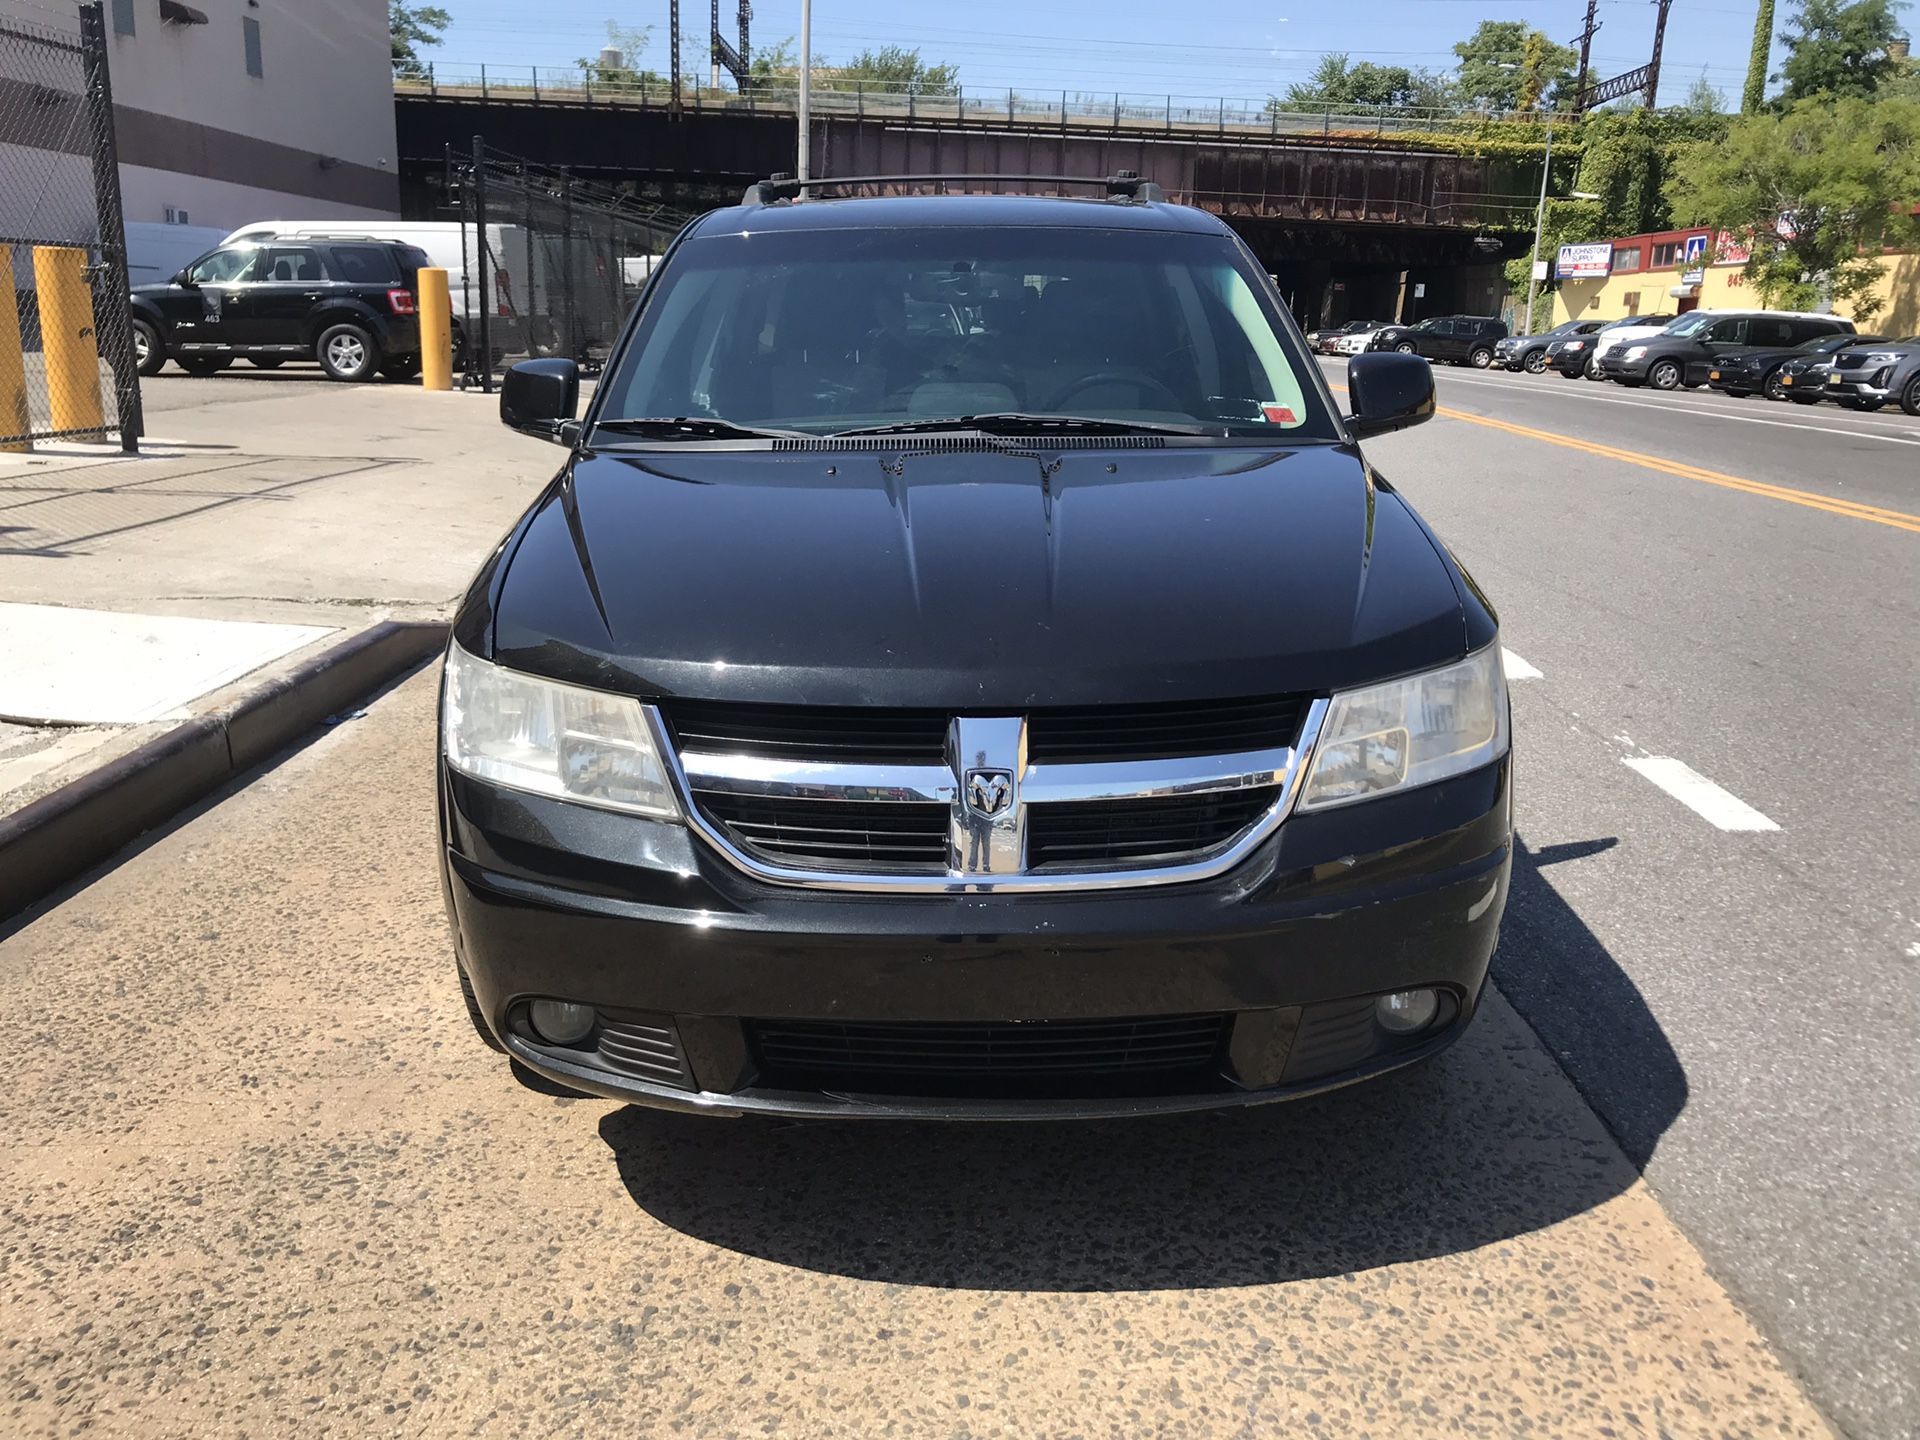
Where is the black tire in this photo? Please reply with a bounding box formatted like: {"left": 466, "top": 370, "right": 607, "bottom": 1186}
{"left": 176, "top": 355, "right": 231, "bottom": 377}
{"left": 316, "top": 322, "right": 381, "bottom": 382}
{"left": 380, "top": 355, "right": 421, "bottom": 381}
{"left": 1394, "top": 341, "right": 1416, "bottom": 354}
{"left": 247, "top": 355, "right": 285, "bottom": 369}
{"left": 1468, "top": 346, "right": 1493, "bottom": 369}
{"left": 1585, "top": 356, "right": 1606, "bottom": 380}
{"left": 1557, "top": 365, "right": 1583, "bottom": 380}
{"left": 457, "top": 961, "right": 506, "bottom": 1053}
{"left": 1647, "top": 359, "right": 1682, "bottom": 390}
{"left": 1523, "top": 348, "right": 1548, "bottom": 374}
{"left": 1901, "top": 373, "right": 1920, "bottom": 417}
{"left": 1761, "top": 367, "right": 1790, "bottom": 403}
{"left": 132, "top": 318, "right": 165, "bottom": 377}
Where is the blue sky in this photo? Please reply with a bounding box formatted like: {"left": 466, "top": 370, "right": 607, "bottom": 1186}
{"left": 423, "top": 0, "right": 1806, "bottom": 108}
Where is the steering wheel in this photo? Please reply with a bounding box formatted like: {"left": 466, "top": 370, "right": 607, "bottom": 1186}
{"left": 1045, "top": 369, "right": 1187, "bottom": 413}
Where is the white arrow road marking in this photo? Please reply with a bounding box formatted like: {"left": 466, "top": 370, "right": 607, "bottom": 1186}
{"left": 1502, "top": 648, "right": 1542, "bottom": 680}
{"left": 1622, "top": 755, "right": 1780, "bottom": 832}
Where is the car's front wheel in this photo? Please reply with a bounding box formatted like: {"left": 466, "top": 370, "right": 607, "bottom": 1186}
{"left": 1468, "top": 346, "right": 1494, "bottom": 368}
{"left": 1762, "top": 367, "right": 1790, "bottom": 402}
{"left": 131, "top": 318, "right": 165, "bottom": 377}
{"left": 1395, "top": 341, "right": 1416, "bottom": 354}
{"left": 316, "top": 323, "right": 381, "bottom": 382}
{"left": 1648, "top": 359, "right": 1682, "bottom": 390}
{"left": 1585, "top": 356, "right": 1606, "bottom": 380}
{"left": 1523, "top": 348, "right": 1548, "bottom": 374}
{"left": 1902, "top": 373, "right": 1920, "bottom": 417}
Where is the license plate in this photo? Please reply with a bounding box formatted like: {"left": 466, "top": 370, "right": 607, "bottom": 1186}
{"left": 1780, "top": 375, "right": 1793, "bottom": 385}
{"left": 1828, "top": 374, "right": 1843, "bottom": 385}
{"left": 1709, "top": 371, "right": 1721, "bottom": 380}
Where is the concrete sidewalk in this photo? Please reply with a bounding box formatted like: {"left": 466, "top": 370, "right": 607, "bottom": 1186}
{"left": 0, "top": 370, "right": 555, "bottom": 811}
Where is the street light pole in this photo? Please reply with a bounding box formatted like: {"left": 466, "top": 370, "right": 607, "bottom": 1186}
{"left": 1523, "top": 121, "right": 1552, "bottom": 335}
{"left": 796, "top": 0, "right": 812, "bottom": 183}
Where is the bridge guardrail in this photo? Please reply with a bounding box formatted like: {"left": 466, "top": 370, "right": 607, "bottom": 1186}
{"left": 394, "top": 64, "right": 1569, "bottom": 143}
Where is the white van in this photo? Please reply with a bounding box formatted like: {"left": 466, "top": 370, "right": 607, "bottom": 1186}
{"left": 222, "top": 220, "right": 528, "bottom": 363}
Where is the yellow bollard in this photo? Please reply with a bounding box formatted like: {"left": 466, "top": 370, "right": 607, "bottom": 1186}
{"left": 417, "top": 266, "right": 453, "bottom": 391}
{"left": 32, "top": 245, "right": 106, "bottom": 437}
{"left": 0, "top": 245, "right": 30, "bottom": 452}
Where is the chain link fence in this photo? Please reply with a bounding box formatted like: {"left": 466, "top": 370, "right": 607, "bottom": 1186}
{"left": 436, "top": 141, "right": 693, "bottom": 392}
{"left": 0, "top": 2, "right": 141, "bottom": 450}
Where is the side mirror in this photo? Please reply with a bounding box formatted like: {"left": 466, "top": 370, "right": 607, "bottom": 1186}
{"left": 173, "top": 270, "right": 196, "bottom": 287}
{"left": 1344, "top": 352, "right": 1435, "bottom": 440}
{"left": 500, "top": 358, "right": 580, "bottom": 445}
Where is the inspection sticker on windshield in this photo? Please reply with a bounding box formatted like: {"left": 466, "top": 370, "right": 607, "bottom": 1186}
{"left": 1261, "top": 403, "right": 1298, "bottom": 425}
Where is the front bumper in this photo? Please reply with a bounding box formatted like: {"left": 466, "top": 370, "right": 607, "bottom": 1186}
{"left": 440, "top": 758, "right": 1513, "bottom": 1118}
{"left": 1597, "top": 354, "right": 1650, "bottom": 382}
{"left": 1821, "top": 374, "right": 1894, "bottom": 402}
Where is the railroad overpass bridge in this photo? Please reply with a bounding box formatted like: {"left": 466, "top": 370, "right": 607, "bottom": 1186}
{"left": 395, "top": 76, "right": 1545, "bottom": 325}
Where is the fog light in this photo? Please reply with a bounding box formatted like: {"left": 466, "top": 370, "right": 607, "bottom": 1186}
{"left": 1375, "top": 988, "right": 1439, "bottom": 1035}
{"left": 529, "top": 999, "right": 597, "bottom": 1046}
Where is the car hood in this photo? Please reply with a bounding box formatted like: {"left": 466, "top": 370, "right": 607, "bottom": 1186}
{"left": 486, "top": 444, "right": 1472, "bottom": 709}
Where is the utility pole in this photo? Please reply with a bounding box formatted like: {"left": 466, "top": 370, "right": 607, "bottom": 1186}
{"left": 1524, "top": 123, "right": 1553, "bottom": 336}
{"left": 797, "top": 0, "right": 811, "bottom": 181}
{"left": 1742, "top": 0, "right": 1774, "bottom": 112}
{"left": 668, "top": 0, "right": 682, "bottom": 114}
{"left": 1645, "top": 0, "right": 1674, "bottom": 108}
{"left": 1571, "top": 0, "right": 1601, "bottom": 112}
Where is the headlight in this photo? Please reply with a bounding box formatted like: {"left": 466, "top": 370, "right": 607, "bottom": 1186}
{"left": 1563, "top": 340, "right": 1586, "bottom": 351}
{"left": 1297, "top": 645, "right": 1509, "bottom": 811}
{"left": 1624, "top": 345, "right": 1649, "bottom": 360}
{"left": 441, "top": 643, "right": 681, "bottom": 819}
{"left": 1862, "top": 351, "right": 1899, "bottom": 364}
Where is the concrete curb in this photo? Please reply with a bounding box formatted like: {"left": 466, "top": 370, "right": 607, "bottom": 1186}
{"left": 0, "top": 619, "right": 447, "bottom": 923}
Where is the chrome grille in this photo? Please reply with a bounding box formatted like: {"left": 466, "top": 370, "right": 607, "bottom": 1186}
{"left": 657, "top": 695, "right": 1327, "bottom": 893}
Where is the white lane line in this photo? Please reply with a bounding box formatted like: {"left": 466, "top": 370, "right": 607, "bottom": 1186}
{"left": 1622, "top": 755, "right": 1780, "bottom": 832}
{"left": 1502, "top": 647, "right": 1542, "bottom": 680}
{"left": 1428, "top": 368, "right": 1920, "bottom": 446}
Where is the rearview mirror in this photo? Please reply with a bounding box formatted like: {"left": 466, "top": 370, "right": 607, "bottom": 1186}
{"left": 1344, "top": 352, "right": 1435, "bottom": 440}
{"left": 501, "top": 359, "right": 580, "bottom": 445}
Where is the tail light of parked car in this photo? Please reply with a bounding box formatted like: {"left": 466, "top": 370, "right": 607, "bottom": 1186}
{"left": 496, "top": 270, "right": 514, "bottom": 317}
{"left": 387, "top": 288, "right": 417, "bottom": 316}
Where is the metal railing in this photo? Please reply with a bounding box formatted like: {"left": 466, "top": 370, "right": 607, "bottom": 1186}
{"left": 394, "top": 63, "right": 1568, "bottom": 141}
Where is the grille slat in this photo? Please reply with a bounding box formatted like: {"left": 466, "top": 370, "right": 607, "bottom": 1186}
{"left": 696, "top": 791, "right": 949, "bottom": 873}
{"left": 749, "top": 1014, "right": 1229, "bottom": 1097}
{"left": 594, "top": 1015, "right": 694, "bottom": 1089}
{"left": 1026, "top": 789, "right": 1277, "bottom": 869}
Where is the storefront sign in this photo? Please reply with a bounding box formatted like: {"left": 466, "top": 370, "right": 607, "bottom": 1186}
{"left": 1680, "top": 233, "right": 1709, "bottom": 285}
{"left": 1554, "top": 243, "right": 1613, "bottom": 279}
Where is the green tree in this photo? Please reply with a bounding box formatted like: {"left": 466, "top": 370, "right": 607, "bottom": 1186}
{"left": 390, "top": 1, "right": 449, "bottom": 78}
{"left": 748, "top": 37, "right": 798, "bottom": 86}
{"left": 1744, "top": 0, "right": 1777, "bottom": 111}
{"left": 1453, "top": 21, "right": 1576, "bottom": 111}
{"left": 577, "top": 23, "right": 662, "bottom": 89}
{"left": 1273, "top": 54, "right": 1454, "bottom": 112}
{"left": 1684, "top": 68, "right": 1727, "bottom": 114}
{"left": 829, "top": 45, "right": 959, "bottom": 97}
{"left": 1776, "top": 0, "right": 1907, "bottom": 99}
{"left": 1668, "top": 95, "right": 1920, "bottom": 317}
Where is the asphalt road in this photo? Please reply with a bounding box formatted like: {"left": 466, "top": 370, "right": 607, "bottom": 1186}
{"left": 0, "top": 359, "right": 1913, "bottom": 1436}
{"left": 1332, "top": 357, "right": 1918, "bottom": 1440}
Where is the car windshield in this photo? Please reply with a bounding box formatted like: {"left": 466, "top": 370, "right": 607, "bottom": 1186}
{"left": 1664, "top": 313, "right": 1718, "bottom": 338}
{"left": 601, "top": 224, "right": 1331, "bottom": 440}
{"left": 1797, "top": 334, "right": 1855, "bottom": 352}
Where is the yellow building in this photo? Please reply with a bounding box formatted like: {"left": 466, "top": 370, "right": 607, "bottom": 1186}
{"left": 1549, "top": 227, "right": 1920, "bottom": 335}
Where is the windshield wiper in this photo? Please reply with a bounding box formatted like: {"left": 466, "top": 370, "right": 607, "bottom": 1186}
{"left": 833, "top": 412, "right": 1218, "bottom": 439}
{"left": 590, "top": 416, "right": 811, "bottom": 441}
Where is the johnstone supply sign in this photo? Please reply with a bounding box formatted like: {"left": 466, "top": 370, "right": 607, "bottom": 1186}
{"left": 1554, "top": 243, "right": 1614, "bottom": 279}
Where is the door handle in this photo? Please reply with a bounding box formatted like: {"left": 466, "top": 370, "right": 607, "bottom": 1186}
{"left": 303, "top": 292, "right": 324, "bottom": 300}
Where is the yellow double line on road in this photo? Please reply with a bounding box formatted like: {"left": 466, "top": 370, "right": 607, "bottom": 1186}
{"left": 1326, "top": 374, "right": 1920, "bottom": 533}
{"left": 1438, "top": 405, "right": 1920, "bottom": 534}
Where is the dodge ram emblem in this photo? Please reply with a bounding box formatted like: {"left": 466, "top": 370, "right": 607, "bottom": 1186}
{"left": 965, "top": 768, "right": 1013, "bottom": 817}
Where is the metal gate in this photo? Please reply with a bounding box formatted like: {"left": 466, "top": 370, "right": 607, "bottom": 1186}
{"left": 442, "top": 140, "right": 693, "bottom": 391}
{"left": 0, "top": 1, "right": 141, "bottom": 451}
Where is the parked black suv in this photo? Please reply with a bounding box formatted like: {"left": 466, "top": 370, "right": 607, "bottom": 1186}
{"left": 130, "top": 236, "right": 431, "bottom": 382}
{"left": 440, "top": 178, "right": 1512, "bottom": 1119}
{"left": 1597, "top": 309, "right": 1854, "bottom": 390}
{"left": 1704, "top": 331, "right": 1885, "bottom": 401}
{"left": 1367, "top": 315, "right": 1510, "bottom": 367}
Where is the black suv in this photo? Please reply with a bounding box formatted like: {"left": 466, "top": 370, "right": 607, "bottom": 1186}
{"left": 130, "top": 236, "right": 431, "bottom": 382}
{"left": 1367, "top": 315, "right": 1509, "bottom": 367}
{"left": 1494, "top": 318, "right": 1609, "bottom": 373}
{"left": 440, "top": 176, "right": 1512, "bottom": 1119}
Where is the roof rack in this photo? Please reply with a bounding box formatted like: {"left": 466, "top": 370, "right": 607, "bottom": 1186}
{"left": 740, "top": 172, "right": 1166, "bottom": 207}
